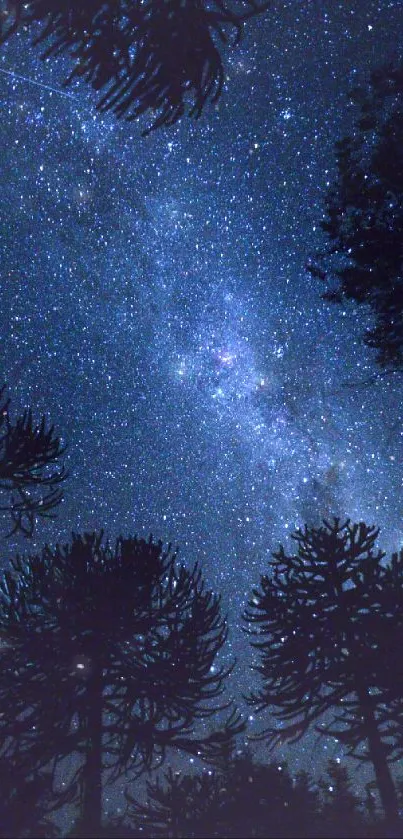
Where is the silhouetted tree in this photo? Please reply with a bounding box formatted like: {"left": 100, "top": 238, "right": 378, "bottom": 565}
{"left": 0, "top": 0, "right": 268, "bottom": 134}
{"left": 307, "top": 62, "right": 403, "bottom": 371}
{"left": 0, "top": 531, "right": 242, "bottom": 836}
{"left": 319, "top": 759, "right": 363, "bottom": 838}
{"left": 125, "top": 766, "right": 224, "bottom": 837}
{"left": 295, "top": 771, "right": 325, "bottom": 838}
{"left": 244, "top": 518, "right": 403, "bottom": 827}
{"left": 122, "top": 747, "right": 403, "bottom": 838}
{"left": 125, "top": 750, "right": 327, "bottom": 838}
{"left": 0, "top": 756, "right": 64, "bottom": 838}
{"left": 218, "top": 753, "right": 296, "bottom": 838}
{"left": 0, "top": 384, "right": 67, "bottom": 536}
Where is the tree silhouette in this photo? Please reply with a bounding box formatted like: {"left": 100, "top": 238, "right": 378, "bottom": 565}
{"left": 0, "top": 530, "right": 242, "bottom": 835}
{"left": 125, "top": 766, "right": 224, "bottom": 837}
{"left": 284, "top": 768, "right": 324, "bottom": 838}
{"left": 0, "top": 0, "right": 268, "bottom": 134}
{"left": 0, "top": 384, "right": 67, "bottom": 536}
{"left": 319, "top": 759, "right": 363, "bottom": 839}
{"left": 0, "top": 756, "right": 62, "bottom": 838}
{"left": 123, "top": 749, "right": 382, "bottom": 838}
{"left": 125, "top": 749, "right": 328, "bottom": 838}
{"left": 244, "top": 517, "right": 403, "bottom": 826}
{"left": 307, "top": 62, "right": 403, "bottom": 371}
{"left": 115, "top": 746, "right": 403, "bottom": 837}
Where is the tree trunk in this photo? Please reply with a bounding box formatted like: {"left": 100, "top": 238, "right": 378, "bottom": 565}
{"left": 358, "top": 686, "right": 400, "bottom": 828}
{"left": 81, "top": 662, "right": 103, "bottom": 835}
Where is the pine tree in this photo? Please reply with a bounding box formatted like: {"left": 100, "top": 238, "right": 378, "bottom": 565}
{"left": 290, "top": 770, "right": 321, "bottom": 838}
{"left": 308, "top": 62, "right": 403, "bottom": 371}
{"left": 244, "top": 518, "right": 403, "bottom": 826}
{"left": 125, "top": 766, "right": 224, "bottom": 837}
{"left": 0, "top": 384, "right": 67, "bottom": 536}
{"left": 319, "top": 760, "right": 363, "bottom": 838}
{"left": 0, "top": 1, "right": 268, "bottom": 134}
{"left": 0, "top": 755, "right": 60, "bottom": 838}
{"left": 125, "top": 750, "right": 312, "bottom": 838}
{"left": 0, "top": 531, "right": 242, "bottom": 835}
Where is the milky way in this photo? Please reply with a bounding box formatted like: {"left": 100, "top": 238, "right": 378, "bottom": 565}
{"left": 2, "top": 0, "right": 403, "bottom": 784}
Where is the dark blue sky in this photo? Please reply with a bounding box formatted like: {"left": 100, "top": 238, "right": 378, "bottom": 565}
{"left": 2, "top": 0, "right": 403, "bottom": 787}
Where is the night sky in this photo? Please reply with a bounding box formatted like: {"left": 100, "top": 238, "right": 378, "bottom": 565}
{"left": 2, "top": 0, "right": 403, "bottom": 795}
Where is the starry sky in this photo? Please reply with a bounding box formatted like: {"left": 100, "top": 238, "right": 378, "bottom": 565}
{"left": 2, "top": 0, "right": 403, "bottom": 785}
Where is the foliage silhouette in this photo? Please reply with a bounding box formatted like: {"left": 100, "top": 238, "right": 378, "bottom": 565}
{"left": 307, "top": 62, "right": 403, "bottom": 371}
{"left": 0, "top": 384, "right": 67, "bottom": 536}
{"left": 125, "top": 765, "right": 225, "bottom": 837}
{"left": 0, "top": 755, "right": 60, "bottom": 838}
{"left": 244, "top": 517, "right": 403, "bottom": 826}
{"left": 123, "top": 750, "right": 381, "bottom": 838}
{"left": 0, "top": 530, "right": 242, "bottom": 835}
{"left": 125, "top": 753, "right": 298, "bottom": 837}
{"left": 0, "top": 0, "right": 268, "bottom": 134}
{"left": 318, "top": 759, "right": 363, "bottom": 838}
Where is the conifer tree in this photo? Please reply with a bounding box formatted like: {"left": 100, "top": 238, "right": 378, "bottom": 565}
{"left": 291, "top": 770, "right": 321, "bottom": 838}
{"left": 308, "top": 62, "right": 403, "bottom": 371}
{"left": 0, "top": 531, "right": 242, "bottom": 835}
{"left": 0, "top": 384, "right": 67, "bottom": 536}
{"left": 319, "top": 760, "right": 363, "bottom": 838}
{"left": 125, "top": 750, "right": 312, "bottom": 838}
{"left": 0, "top": 756, "right": 60, "bottom": 838}
{"left": 125, "top": 766, "right": 224, "bottom": 837}
{"left": 244, "top": 518, "right": 403, "bottom": 826}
